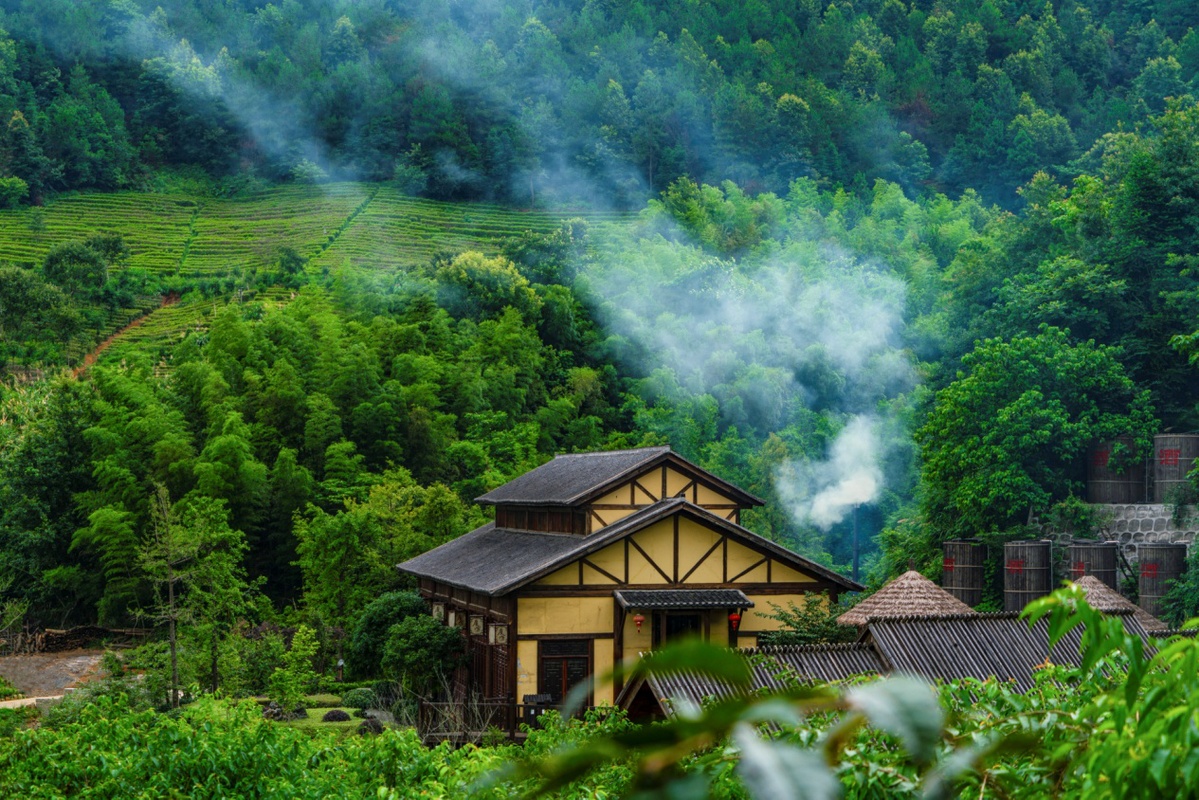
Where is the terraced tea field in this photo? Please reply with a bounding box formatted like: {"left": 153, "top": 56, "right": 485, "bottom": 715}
{"left": 0, "top": 192, "right": 196, "bottom": 271}
{"left": 0, "top": 184, "right": 631, "bottom": 277}
{"left": 94, "top": 287, "right": 298, "bottom": 369}
{"left": 311, "top": 188, "right": 630, "bottom": 270}
{"left": 184, "top": 184, "right": 373, "bottom": 273}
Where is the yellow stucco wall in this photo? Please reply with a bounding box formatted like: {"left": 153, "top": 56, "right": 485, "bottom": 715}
{"left": 587, "top": 542, "right": 625, "bottom": 578}
{"left": 518, "top": 596, "right": 612, "bottom": 635}
{"left": 677, "top": 519, "right": 723, "bottom": 582}
{"left": 739, "top": 593, "right": 821, "bottom": 633}
{"left": 593, "top": 639, "right": 615, "bottom": 705}
{"left": 664, "top": 467, "right": 691, "bottom": 497}
{"left": 516, "top": 639, "right": 537, "bottom": 701}
{"left": 771, "top": 561, "right": 818, "bottom": 584}
{"left": 587, "top": 466, "right": 740, "bottom": 533}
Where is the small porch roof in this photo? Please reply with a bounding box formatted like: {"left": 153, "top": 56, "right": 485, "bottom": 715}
{"left": 613, "top": 589, "right": 754, "bottom": 611}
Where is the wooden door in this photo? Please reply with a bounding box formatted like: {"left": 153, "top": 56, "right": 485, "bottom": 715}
{"left": 538, "top": 640, "right": 591, "bottom": 703}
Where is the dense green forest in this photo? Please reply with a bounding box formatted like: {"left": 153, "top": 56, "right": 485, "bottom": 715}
{"left": 0, "top": 0, "right": 1196, "bottom": 206}
{"left": 1, "top": 0, "right": 1199, "bottom": 796}
{"left": 0, "top": 0, "right": 1198, "bottom": 627}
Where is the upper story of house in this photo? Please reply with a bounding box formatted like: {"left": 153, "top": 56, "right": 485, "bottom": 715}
{"left": 474, "top": 446, "right": 763, "bottom": 535}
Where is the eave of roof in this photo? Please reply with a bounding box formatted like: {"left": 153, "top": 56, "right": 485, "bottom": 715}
{"left": 397, "top": 497, "right": 863, "bottom": 596}
{"left": 616, "top": 642, "right": 884, "bottom": 712}
{"left": 613, "top": 588, "right": 755, "bottom": 610}
{"left": 474, "top": 447, "right": 764, "bottom": 509}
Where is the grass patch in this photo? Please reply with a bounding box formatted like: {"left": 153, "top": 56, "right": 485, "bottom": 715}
{"left": 0, "top": 676, "right": 23, "bottom": 702}
{"left": 281, "top": 707, "right": 363, "bottom": 736}
{"left": 303, "top": 693, "right": 343, "bottom": 709}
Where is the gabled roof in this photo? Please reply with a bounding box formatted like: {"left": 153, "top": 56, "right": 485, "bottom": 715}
{"left": 1073, "top": 576, "right": 1167, "bottom": 632}
{"left": 474, "top": 446, "right": 763, "bottom": 508}
{"left": 398, "top": 497, "right": 862, "bottom": 596}
{"left": 837, "top": 570, "right": 974, "bottom": 626}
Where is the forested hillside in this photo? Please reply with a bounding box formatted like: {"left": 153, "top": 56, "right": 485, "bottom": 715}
{"left": 0, "top": 0, "right": 1196, "bottom": 205}
{"left": 0, "top": 0, "right": 1197, "bottom": 631}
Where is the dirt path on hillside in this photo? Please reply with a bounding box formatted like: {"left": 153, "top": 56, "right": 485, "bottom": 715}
{"left": 0, "top": 650, "right": 104, "bottom": 697}
{"left": 73, "top": 293, "right": 179, "bottom": 378}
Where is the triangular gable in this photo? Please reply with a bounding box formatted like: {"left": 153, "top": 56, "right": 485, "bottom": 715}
{"left": 520, "top": 499, "right": 861, "bottom": 594}
{"left": 475, "top": 447, "right": 762, "bottom": 509}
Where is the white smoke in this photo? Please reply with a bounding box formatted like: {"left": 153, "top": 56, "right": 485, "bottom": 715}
{"left": 776, "top": 415, "right": 885, "bottom": 530}
{"left": 589, "top": 227, "right": 913, "bottom": 533}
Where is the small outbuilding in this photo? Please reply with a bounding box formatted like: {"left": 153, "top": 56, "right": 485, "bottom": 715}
{"left": 1073, "top": 575, "right": 1168, "bottom": 632}
{"left": 836, "top": 570, "right": 974, "bottom": 627}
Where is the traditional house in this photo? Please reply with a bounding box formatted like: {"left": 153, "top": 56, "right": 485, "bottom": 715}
{"left": 397, "top": 446, "right": 863, "bottom": 708}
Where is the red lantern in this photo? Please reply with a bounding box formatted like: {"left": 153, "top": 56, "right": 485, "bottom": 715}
{"left": 728, "top": 611, "right": 742, "bottom": 631}
{"left": 633, "top": 613, "right": 645, "bottom": 633}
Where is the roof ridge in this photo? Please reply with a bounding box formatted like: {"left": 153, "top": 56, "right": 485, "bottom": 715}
{"left": 749, "top": 642, "right": 876, "bottom": 654}
{"left": 554, "top": 446, "right": 671, "bottom": 458}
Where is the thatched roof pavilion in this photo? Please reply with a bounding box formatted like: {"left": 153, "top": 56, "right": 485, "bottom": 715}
{"left": 1073, "top": 575, "right": 1168, "bottom": 632}
{"left": 837, "top": 570, "right": 974, "bottom": 626}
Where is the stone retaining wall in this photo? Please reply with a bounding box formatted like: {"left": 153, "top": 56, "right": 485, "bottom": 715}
{"left": 1084, "top": 504, "right": 1197, "bottom": 559}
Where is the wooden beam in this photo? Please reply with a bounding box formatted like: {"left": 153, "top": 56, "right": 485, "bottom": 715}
{"left": 516, "top": 632, "right": 615, "bottom": 641}
{"left": 518, "top": 582, "right": 840, "bottom": 597}
{"left": 628, "top": 536, "right": 671, "bottom": 583}
{"left": 582, "top": 558, "right": 625, "bottom": 585}
{"left": 729, "top": 557, "right": 768, "bottom": 583}
{"left": 632, "top": 478, "right": 658, "bottom": 502}
{"left": 672, "top": 516, "right": 679, "bottom": 582}
{"left": 681, "top": 535, "right": 725, "bottom": 583}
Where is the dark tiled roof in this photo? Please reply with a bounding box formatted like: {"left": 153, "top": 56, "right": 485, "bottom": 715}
{"left": 475, "top": 447, "right": 669, "bottom": 505}
{"left": 614, "top": 589, "right": 754, "bottom": 610}
{"left": 395, "top": 521, "right": 589, "bottom": 596}
{"left": 398, "top": 498, "right": 862, "bottom": 596}
{"left": 474, "top": 446, "right": 762, "bottom": 507}
{"left": 865, "top": 611, "right": 1151, "bottom": 691}
{"left": 623, "top": 643, "right": 884, "bottom": 714}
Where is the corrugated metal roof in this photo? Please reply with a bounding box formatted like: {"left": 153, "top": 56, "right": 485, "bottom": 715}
{"left": 622, "top": 610, "right": 1166, "bottom": 717}
{"left": 614, "top": 589, "right": 754, "bottom": 610}
{"left": 474, "top": 446, "right": 763, "bottom": 507}
{"left": 398, "top": 498, "right": 863, "bottom": 595}
{"left": 865, "top": 611, "right": 1151, "bottom": 691}
{"left": 634, "top": 643, "right": 884, "bottom": 714}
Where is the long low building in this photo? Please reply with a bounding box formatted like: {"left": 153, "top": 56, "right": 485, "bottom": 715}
{"left": 619, "top": 609, "right": 1158, "bottom": 716}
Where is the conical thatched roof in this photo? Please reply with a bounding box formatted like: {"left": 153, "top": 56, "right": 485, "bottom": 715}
{"left": 837, "top": 570, "right": 974, "bottom": 626}
{"left": 1073, "top": 575, "right": 1168, "bottom": 631}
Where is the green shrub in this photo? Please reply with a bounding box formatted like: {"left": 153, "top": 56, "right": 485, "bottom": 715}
{"left": 345, "top": 591, "right": 427, "bottom": 678}
{"left": 267, "top": 625, "right": 318, "bottom": 713}
{"left": 340, "top": 688, "right": 376, "bottom": 710}
{"left": 381, "top": 615, "right": 466, "bottom": 696}
{"left": 0, "top": 676, "right": 21, "bottom": 702}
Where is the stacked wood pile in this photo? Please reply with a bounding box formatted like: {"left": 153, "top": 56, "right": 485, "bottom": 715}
{"left": 0, "top": 626, "right": 150, "bottom": 655}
